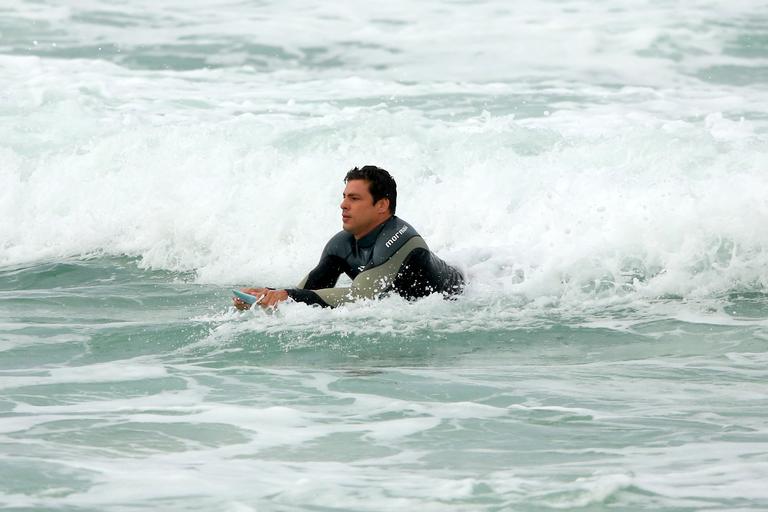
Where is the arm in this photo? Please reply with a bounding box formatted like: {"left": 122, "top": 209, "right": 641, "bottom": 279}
{"left": 287, "top": 236, "right": 428, "bottom": 308}
{"left": 295, "top": 254, "right": 346, "bottom": 290}
{"left": 235, "top": 243, "right": 347, "bottom": 310}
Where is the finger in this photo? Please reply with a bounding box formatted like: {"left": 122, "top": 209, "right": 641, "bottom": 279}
{"left": 233, "top": 298, "right": 251, "bottom": 310}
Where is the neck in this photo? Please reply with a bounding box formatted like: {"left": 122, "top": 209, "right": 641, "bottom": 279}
{"left": 353, "top": 214, "right": 393, "bottom": 240}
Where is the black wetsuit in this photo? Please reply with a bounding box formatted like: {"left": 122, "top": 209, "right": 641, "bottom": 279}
{"left": 285, "top": 216, "right": 464, "bottom": 308}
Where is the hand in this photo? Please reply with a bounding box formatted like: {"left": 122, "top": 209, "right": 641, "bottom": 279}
{"left": 232, "top": 287, "right": 268, "bottom": 311}
{"left": 257, "top": 289, "right": 289, "bottom": 308}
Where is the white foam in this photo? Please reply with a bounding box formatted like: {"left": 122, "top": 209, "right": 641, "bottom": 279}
{"left": 0, "top": 361, "right": 168, "bottom": 391}
{"left": 544, "top": 473, "right": 634, "bottom": 508}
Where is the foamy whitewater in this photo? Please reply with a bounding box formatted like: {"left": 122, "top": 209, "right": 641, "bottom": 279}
{"left": 1, "top": 1, "right": 768, "bottom": 510}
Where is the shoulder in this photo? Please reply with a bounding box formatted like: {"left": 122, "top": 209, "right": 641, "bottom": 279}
{"left": 372, "top": 216, "right": 423, "bottom": 266}
{"left": 322, "top": 230, "right": 354, "bottom": 256}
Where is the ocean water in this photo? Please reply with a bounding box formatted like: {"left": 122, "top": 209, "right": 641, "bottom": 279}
{"left": 2, "top": 0, "right": 768, "bottom": 510}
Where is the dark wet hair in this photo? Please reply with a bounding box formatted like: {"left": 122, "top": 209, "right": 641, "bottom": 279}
{"left": 344, "top": 165, "right": 397, "bottom": 214}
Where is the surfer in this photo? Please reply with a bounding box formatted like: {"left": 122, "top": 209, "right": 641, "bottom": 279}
{"left": 234, "top": 165, "right": 464, "bottom": 309}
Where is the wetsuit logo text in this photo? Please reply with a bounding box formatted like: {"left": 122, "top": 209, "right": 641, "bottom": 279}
{"left": 385, "top": 226, "right": 409, "bottom": 248}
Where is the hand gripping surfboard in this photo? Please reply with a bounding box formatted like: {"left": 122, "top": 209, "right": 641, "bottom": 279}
{"left": 232, "top": 289, "right": 261, "bottom": 305}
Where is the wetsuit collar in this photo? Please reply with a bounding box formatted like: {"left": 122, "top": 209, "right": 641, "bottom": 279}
{"left": 355, "top": 216, "right": 395, "bottom": 249}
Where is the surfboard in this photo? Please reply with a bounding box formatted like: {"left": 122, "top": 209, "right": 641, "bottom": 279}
{"left": 232, "top": 289, "right": 260, "bottom": 305}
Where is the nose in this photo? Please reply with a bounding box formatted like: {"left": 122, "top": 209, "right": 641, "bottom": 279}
{"left": 340, "top": 197, "right": 349, "bottom": 210}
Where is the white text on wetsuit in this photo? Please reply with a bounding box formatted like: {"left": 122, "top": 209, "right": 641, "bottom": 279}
{"left": 385, "top": 226, "right": 409, "bottom": 248}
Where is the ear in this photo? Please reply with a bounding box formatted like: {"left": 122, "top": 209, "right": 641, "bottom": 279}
{"left": 375, "top": 198, "right": 390, "bottom": 214}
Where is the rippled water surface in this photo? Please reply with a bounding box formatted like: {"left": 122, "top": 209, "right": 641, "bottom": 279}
{"left": 2, "top": 1, "right": 768, "bottom": 510}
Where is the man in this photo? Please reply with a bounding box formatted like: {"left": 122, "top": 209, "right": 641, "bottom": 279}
{"left": 234, "top": 165, "right": 464, "bottom": 310}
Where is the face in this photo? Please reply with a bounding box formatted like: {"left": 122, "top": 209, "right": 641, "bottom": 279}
{"left": 340, "top": 179, "right": 390, "bottom": 238}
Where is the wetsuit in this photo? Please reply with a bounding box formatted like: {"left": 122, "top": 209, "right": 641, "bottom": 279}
{"left": 285, "top": 216, "right": 464, "bottom": 308}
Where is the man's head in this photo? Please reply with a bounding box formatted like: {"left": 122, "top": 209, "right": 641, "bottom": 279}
{"left": 340, "top": 165, "right": 397, "bottom": 239}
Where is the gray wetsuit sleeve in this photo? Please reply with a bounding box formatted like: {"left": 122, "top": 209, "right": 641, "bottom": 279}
{"left": 287, "top": 236, "right": 428, "bottom": 308}
{"left": 293, "top": 232, "right": 349, "bottom": 290}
